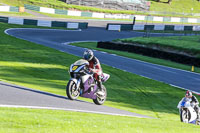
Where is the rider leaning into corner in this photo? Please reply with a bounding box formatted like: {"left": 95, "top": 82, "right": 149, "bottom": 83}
{"left": 83, "top": 49, "right": 104, "bottom": 95}
{"left": 184, "top": 90, "right": 200, "bottom": 121}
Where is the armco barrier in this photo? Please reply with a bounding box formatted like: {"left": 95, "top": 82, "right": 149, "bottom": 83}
{"left": 0, "top": 6, "right": 19, "bottom": 12}
{"left": 9, "top": 6, "right": 19, "bottom": 12}
{"left": 97, "top": 41, "right": 200, "bottom": 67}
{"left": 55, "top": 9, "right": 68, "bottom": 15}
{"left": 106, "top": 24, "right": 134, "bottom": 31}
{"left": 0, "top": 16, "right": 8, "bottom": 23}
{"left": 24, "top": 4, "right": 200, "bottom": 24}
{"left": 0, "top": 16, "right": 88, "bottom": 29}
{"left": 107, "top": 24, "right": 200, "bottom": 31}
{"left": 24, "top": 19, "right": 38, "bottom": 25}
{"left": 24, "top": 4, "right": 40, "bottom": 11}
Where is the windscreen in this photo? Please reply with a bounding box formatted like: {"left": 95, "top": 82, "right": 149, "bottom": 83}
{"left": 74, "top": 59, "right": 89, "bottom": 65}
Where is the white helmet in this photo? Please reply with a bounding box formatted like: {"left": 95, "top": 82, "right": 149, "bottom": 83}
{"left": 83, "top": 49, "right": 94, "bottom": 61}
{"left": 185, "top": 90, "right": 192, "bottom": 97}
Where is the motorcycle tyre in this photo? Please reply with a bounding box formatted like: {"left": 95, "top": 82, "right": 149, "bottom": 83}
{"left": 93, "top": 85, "right": 107, "bottom": 105}
{"left": 66, "top": 80, "right": 79, "bottom": 100}
{"left": 180, "top": 109, "right": 191, "bottom": 123}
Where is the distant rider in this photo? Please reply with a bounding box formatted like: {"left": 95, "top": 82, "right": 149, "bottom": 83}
{"left": 83, "top": 49, "right": 103, "bottom": 93}
{"left": 184, "top": 90, "right": 200, "bottom": 120}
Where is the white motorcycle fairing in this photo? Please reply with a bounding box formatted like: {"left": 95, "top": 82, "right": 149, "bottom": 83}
{"left": 177, "top": 98, "right": 197, "bottom": 123}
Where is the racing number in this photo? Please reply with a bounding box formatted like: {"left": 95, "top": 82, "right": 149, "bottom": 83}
{"left": 72, "top": 66, "right": 78, "bottom": 71}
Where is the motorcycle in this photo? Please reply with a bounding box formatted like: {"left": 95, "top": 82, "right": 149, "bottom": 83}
{"left": 177, "top": 97, "right": 200, "bottom": 125}
{"left": 66, "top": 59, "right": 110, "bottom": 105}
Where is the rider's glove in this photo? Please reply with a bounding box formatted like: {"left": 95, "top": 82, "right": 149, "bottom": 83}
{"left": 191, "top": 102, "right": 197, "bottom": 107}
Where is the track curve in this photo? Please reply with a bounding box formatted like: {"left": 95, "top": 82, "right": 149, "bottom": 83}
{"left": 1, "top": 27, "right": 200, "bottom": 119}
{"left": 5, "top": 28, "right": 200, "bottom": 93}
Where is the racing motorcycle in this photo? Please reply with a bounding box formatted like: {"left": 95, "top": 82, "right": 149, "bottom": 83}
{"left": 66, "top": 59, "right": 110, "bottom": 105}
{"left": 177, "top": 97, "right": 200, "bottom": 125}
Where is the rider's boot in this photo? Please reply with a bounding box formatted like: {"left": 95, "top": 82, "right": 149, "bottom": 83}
{"left": 98, "top": 81, "right": 103, "bottom": 91}
{"left": 97, "top": 81, "right": 104, "bottom": 96}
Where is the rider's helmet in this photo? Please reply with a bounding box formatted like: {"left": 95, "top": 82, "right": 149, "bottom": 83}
{"left": 185, "top": 90, "right": 192, "bottom": 98}
{"left": 83, "top": 49, "right": 94, "bottom": 61}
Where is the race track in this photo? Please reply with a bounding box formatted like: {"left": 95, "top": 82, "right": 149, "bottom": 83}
{"left": 0, "top": 26, "right": 199, "bottom": 118}
{"left": 0, "top": 81, "right": 151, "bottom": 118}
{"left": 5, "top": 27, "right": 200, "bottom": 93}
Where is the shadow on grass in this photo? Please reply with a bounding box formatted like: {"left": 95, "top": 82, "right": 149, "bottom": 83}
{"left": 99, "top": 67, "right": 184, "bottom": 117}
{"left": 0, "top": 59, "right": 182, "bottom": 117}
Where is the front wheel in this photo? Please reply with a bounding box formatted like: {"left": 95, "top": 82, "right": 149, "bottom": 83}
{"left": 66, "top": 80, "right": 80, "bottom": 100}
{"left": 180, "top": 108, "right": 190, "bottom": 123}
{"left": 93, "top": 85, "right": 107, "bottom": 105}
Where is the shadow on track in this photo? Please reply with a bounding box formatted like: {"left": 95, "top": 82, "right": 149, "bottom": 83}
{"left": 0, "top": 82, "right": 93, "bottom": 104}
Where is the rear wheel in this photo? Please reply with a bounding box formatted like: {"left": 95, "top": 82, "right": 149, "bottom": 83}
{"left": 93, "top": 85, "right": 107, "bottom": 105}
{"left": 66, "top": 80, "right": 80, "bottom": 100}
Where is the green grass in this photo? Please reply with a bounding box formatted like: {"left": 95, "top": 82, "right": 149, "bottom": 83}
{"left": 150, "top": 0, "right": 200, "bottom": 14}
{"left": 118, "top": 36, "right": 200, "bottom": 57}
{"left": 0, "top": 11, "right": 34, "bottom": 17}
{"left": 69, "top": 42, "right": 200, "bottom": 73}
{"left": 0, "top": 0, "right": 25, "bottom": 6}
{"left": 1, "top": 22, "right": 200, "bottom": 132}
{"left": 0, "top": 107, "right": 200, "bottom": 133}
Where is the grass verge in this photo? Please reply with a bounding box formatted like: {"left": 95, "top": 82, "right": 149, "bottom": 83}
{"left": 0, "top": 107, "right": 200, "bottom": 133}
{"left": 0, "top": 11, "right": 34, "bottom": 17}
{"left": 0, "top": 22, "right": 200, "bottom": 132}
{"left": 118, "top": 36, "right": 200, "bottom": 57}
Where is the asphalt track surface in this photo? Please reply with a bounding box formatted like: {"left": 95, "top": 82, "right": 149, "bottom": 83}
{"left": 1, "top": 26, "right": 200, "bottom": 118}
{"left": 0, "top": 81, "right": 150, "bottom": 118}
{"left": 5, "top": 27, "right": 200, "bottom": 93}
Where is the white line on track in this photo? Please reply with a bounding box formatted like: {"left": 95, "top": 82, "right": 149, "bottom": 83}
{"left": 4, "top": 28, "right": 81, "bottom": 35}
{"left": 4, "top": 28, "right": 200, "bottom": 115}
{"left": 117, "top": 54, "right": 200, "bottom": 76}
{"left": 5, "top": 28, "right": 200, "bottom": 77}
{"left": 169, "top": 84, "right": 200, "bottom": 95}
{"left": 62, "top": 41, "right": 97, "bottom": 45}
{"left": 0, "top": 104, "right": 146, "bottom": 118}
{"left": 63, "top": 41, "right": 200, "bottom": 95}
{"left": 64, "top": 40, "right": 200, "bottom": 77}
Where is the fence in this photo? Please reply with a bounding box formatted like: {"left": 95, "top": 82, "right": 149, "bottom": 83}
{"left": 0, "top": 16, "right": 88, "bottom": 29}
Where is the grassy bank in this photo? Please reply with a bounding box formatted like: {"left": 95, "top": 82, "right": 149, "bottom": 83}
{"left": 150, "top": 0, "right": 200, "bottom": 14}
{"left": 0, "top": 22, "right": 200, "bottom": 132}
{"left": 118, "top": 36, "right": 200, "bottom": 58}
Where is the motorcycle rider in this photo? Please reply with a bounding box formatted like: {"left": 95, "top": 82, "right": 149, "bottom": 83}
{"left": 185, "top": 90, "right": 200, "bottom": 121}
{"left": 83, "top": 49, "right": 104, "bottom": 94}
